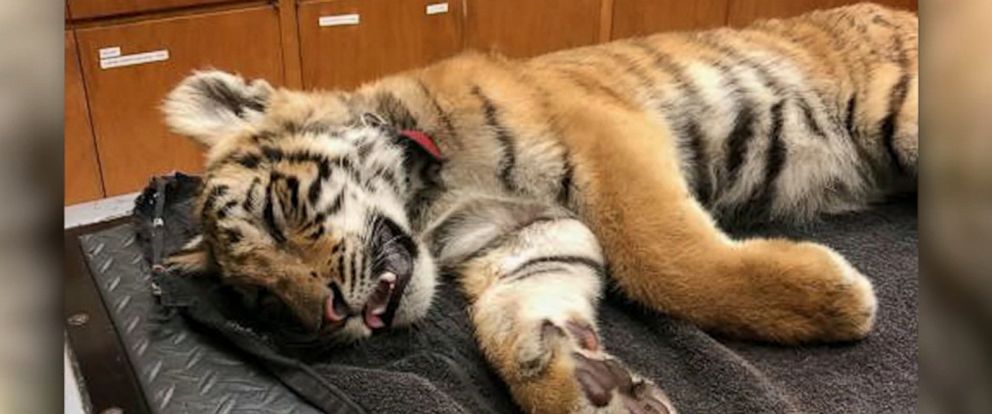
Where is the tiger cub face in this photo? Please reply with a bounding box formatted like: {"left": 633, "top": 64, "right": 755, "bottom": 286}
{"left": 162, "top": 71, "right": 437, "bottom": 343}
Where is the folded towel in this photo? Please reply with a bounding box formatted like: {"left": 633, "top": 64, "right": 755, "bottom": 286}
{"left": 133, "top": 173, "right": 916, "bottom": 413}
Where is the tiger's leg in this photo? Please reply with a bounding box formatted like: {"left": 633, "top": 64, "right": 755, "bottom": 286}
{"left": 560, "top": 106, "right": 877, "bottom": 344}
{"left": 426, "top": 199, "right": 675, "bottom": 414}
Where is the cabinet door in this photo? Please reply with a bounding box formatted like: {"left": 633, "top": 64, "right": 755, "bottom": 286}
{"left": 75, "top": 5, "right": 284, "bottom": 196}
{"left": 65, "top": 30, "right": 104, "bottom": 205}
{"left": 67, "top": 0, "right": 233, "bottom": 20}
{"left": 728, "top": 0, "right": 917, "bottom": 27}
{"left": 612, "top": 0, "right": 728, "bottom": 40}
{"left": 465, "top": 0, "right": 602, "bottom": 59}
{"left": 299, "top": 0, "right": 464, "bottom": 90}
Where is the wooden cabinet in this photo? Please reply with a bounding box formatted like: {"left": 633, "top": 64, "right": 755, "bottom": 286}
{"left": 65, "top": 31, "right": 104, "bottom": 204}
{"left": 74, "top": 5, "right": 284, "bottom": 196}
{"left": 298, "top": 0, "right": 464, "bottom": 90}
{"left": 67, "top": 0, "right": 234, "bottom": 20}
{"left": 63, "top": 0, "right": 919, "bottom": 204}
{"left": 611, "top": 0, "right": 729, "bottom": 39}
{"left": 728, "top": 0, "right": 917, "bottom": 26}
{"left": 465, "top": 0, "right": 603, "bottom": 58}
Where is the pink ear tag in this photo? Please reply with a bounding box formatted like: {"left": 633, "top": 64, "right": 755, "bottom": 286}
{"left": 398, "top": 130, "right": 443, "bottom": 160}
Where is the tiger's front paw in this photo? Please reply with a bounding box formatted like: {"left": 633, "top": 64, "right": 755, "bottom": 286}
{"left": 507, "top": 317, "right": 675, "bottom": 414}
{"left": 572, "top": 352, "right": 674, "bottom": 414}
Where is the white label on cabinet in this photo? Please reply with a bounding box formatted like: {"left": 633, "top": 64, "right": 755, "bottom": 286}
{"left": 426, "top": 2, "right": 449, "bottom": 15}
{"left": 98, "top": 46, "right": 121, "bottom": 59}
{"left": 319, "top": 13, "right": 360, "bottom": 27}
{"left": 100, "top": 49, "right": 169, "bottom": 70}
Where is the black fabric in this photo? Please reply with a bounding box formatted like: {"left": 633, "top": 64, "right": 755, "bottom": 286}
{"left": 134, "top": 173, "right": 916, "bottom": 413}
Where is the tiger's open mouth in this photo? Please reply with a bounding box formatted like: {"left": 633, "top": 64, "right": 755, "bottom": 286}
{"left": 323, "top": 268, "right": 412, "bottom": 331}
{"left": 323, "top": 215, "right": 416, "bottom": 332}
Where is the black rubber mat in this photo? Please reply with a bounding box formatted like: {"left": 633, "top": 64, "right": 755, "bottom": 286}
{"left": 79, "top": 224, "right": 321, "bottom": 413}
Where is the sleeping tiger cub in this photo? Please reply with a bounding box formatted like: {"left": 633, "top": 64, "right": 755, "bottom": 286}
{"left": 162, "top": 3, "right": 916, "bottom": 413}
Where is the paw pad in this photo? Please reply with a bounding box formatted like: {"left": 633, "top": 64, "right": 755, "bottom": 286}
{"left": 573, "top": 353, "right": 675, "bottom": 413}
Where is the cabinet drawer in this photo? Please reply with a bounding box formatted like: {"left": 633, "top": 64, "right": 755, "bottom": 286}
{"left": 68, "top": 0, "right": 235, "bottom": 20}
{"left": 465, "top": 0, "right": 602, "bottom": 58}
{"left": 612, "top": 0, "right": 728, "bottom": 40}
{"left": 65, "top": 30, "right": 104, "bottom": 205}
{"left": 299, "top": 0, "right": 464, "bottom": 90}
{"left": 75, "top": 5, "right": 284, "bottom": 196}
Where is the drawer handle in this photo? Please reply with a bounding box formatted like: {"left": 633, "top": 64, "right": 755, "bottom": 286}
{"left": 318, "top": 13, "right": 360, "bottom": 27}
{"left": 426, "top": 2, "right": 449, "bottom": 15}
{"left": 100, "top": 49, "right": 169, "bottom": 70}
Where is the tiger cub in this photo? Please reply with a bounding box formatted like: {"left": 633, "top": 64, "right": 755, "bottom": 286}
{"left": 162, "top": 3, "right": 917, "bottom": 413}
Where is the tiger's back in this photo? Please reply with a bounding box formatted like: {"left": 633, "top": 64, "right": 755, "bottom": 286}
{"left": 400, "top": 2, "right": 917, "bottom": 228}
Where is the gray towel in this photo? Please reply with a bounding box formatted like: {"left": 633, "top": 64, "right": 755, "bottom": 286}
{"left": 132, "top": 174, "right": 916, "bottom": 413}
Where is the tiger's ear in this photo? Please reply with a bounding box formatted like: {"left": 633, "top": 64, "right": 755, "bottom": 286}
{"left": 162, "top": 70, "right": 273, "bottom": 148}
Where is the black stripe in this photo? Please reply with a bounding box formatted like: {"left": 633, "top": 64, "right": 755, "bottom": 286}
{"left": 445, "top": 216, "right": 565, "bottom": 266}
{"left": 845, "top": 95, "right": 858, "bottom": 137}
{"left": 215, "top": 200, "right": 238, "bottom": 220}
{"left": 685, "top": 121, "right": 712, "bottom": 205}
{"left": 348, "top": 246, "right": 359, "bottom": 296}
{"left": 507, "top": 266, "right": 570, "bottom": 282}
{"left": 798, "top": 99, "right": 826, "bottom": 138}
{"left": 761, "top": 101, "right": 789, "bottom": 204}
{"left": 324, "top": 190, "right": 346, "bottom": 216}
{"left": 841, "top": 94, "right": 877, "bottom": 174}
{"left": 379, "top": 168, "right": 402, "bottom": 194}
{"left": 262, "top": 181, "right": 286, "bottom": 244}
{"left": 691, "top": 33, "right": 829, "bottom": 141}
{"left": 558, "top": 152, "right": 575, "bottom": 206}
{"left": 630, "top": 39, "right": 718, "bottom": 201}
{"left": 472, "top": 86, "right": 518, "bottom": 193}
{"left": 375, "top": 91, "right": 418, "bottom": 130}
{"left": 223, "top": 228, "right": 243, "bottom": 245}
{"left": 629, "top": 40, "right": 701, "bottom": 101}
{"left": 262, "top": 146, "right": 284, "bottom": 162}
{"left": 879, "top": 76, "right": 910, "bottom": 175}
{"left": 260, "top": 147, "right": 341, "bottom": 167}
{"left": 503, "top": 255, "right": 604, "bottom": 281}
{"left": 307, "top": 177, "right": 323, "bottom": 206}
{"left": 317, "top": 158, "right": 331, "bottom": 180}
{"left": 630, "top": 39, "right": 708, "bottom": 106}
{"left": 336, "top": 248, "right": 347, "bottom": 287}
{"left": 726, "top": 100, "right": 788, "bottom": 224}
{"left": 416, "top": 79, "right": 459, "bottom": 147}
{"left": 724, "top": 104, "right": 757, "bottom": 186}
{"left": 557, "top": 67, "right": 630, "bottom": 107}
{"left": 197, "top": 77, "right": 266, "bottom": 118}
{"left": 880, "top": 32, "right": 912, "bottom": 176}
{"left": 356, "top": 141, "right": 376, "bottom": 161}
{"left": 202, "top": 185, "right": 229, "bottom": 214}
{"left": 243, "top": 178, "right": 260, "bottom": 212}
{"left": 604, "top": 49, "right": 655, "bottom": 92}
{"left": 235, "top": 153, "right": 262, "bottom": 169}
{"left": 286, "top": 176, "right": 300, "bottom": 212}
{"left": 308, "top": 225, "right": 324, "bottom": 241}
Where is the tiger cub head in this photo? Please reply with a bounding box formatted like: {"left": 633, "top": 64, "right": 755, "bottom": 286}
{"left": 161, "top": 70, "right": 437, "bottom": 344}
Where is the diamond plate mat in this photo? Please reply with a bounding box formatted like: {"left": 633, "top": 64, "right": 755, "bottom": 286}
{"left": 80, "top": 223, "right": 321, "bottom": 414}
